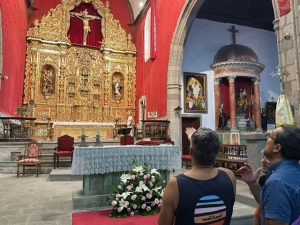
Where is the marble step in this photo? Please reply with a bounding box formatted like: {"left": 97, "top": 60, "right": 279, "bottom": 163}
{"left": 49, "top": 168, "right": 82, "bottom": 181}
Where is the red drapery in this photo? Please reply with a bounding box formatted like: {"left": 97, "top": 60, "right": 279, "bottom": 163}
{"left": 278, "top": 0, "right": 290, "bottom": 17}
{"left": 68, "top": 3, "right": 103, "bottom": 47}
{"left": 150, "top": 0, "right": 156, "bottom": 60}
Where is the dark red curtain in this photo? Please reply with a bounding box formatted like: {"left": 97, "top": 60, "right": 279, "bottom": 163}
{"left": 278, "top": 0, "right": 290, "bottom": 17}
{"left": 68, "top": 3, "right": 103, "bottom": 47}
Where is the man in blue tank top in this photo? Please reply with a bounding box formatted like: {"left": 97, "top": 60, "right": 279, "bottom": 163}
{"left": 158, "top": 127, "right": 236, "bottom": 225}
{"left": 238, "top": 124, "right": 300, "bottom": 225}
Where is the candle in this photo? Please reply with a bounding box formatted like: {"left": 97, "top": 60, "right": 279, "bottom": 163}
{"left": 97, "top": 126, "right": 100, "bottom": 135}
{"left": 48, "top": 108, "right": 50, "bottom": 117}
{"left": 82, "top": 126, "right": 85, "bottom": 135}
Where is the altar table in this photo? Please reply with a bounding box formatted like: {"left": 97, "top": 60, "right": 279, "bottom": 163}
{"left": 71, "top": 145, "right": 181, "bottom": 210}
{"left": 51, "top": 122, "right": 115, "bottom": 138}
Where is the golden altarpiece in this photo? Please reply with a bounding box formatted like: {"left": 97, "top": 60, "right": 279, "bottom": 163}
{"left": 23, "top": 0, "right": 136, "bottom": 140}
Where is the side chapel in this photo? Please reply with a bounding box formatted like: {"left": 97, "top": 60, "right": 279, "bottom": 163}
{"left": 24, "top": 0, "right": 136, "bottom": 139}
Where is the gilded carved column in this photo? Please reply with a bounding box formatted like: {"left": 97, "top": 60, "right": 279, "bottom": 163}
{"left": 228, "top": 76, "right": 237, "bottom": 130}
{"left": 214, "top": 78, "right": 221, "bottom": 129}
{"left": 252, "top": 78, "right": 262, "bottom": 131}
{"left": 30, "top": 42, "right": 38, "bottom": 101}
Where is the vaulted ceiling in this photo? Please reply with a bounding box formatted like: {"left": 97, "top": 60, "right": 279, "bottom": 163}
{"left": 129, "top": 0, "right": 274, "bottom": 31}
{"left": 196, "top": 0, "right": 275, "bottom": 31}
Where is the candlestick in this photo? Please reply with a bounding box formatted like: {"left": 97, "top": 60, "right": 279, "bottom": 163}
{"left": 97, "top": 126, "right": 100, "bottom": 135}
{"left": 48, "top": 108, "right": 50, "bottom": 117}
{"left": 82, "top": 126, "right": 85, "bottom": 135}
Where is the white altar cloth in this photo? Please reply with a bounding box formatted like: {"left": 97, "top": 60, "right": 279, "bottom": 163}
{"left": 71, "top": 145, "right": 181, "bottom": 175}
{"left": 52, "top": 122, "right": 115, "bottom": 128}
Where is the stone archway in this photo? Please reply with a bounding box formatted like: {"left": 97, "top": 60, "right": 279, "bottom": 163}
{"left": 166, "top": 0, "right": 280, "bottom": 147}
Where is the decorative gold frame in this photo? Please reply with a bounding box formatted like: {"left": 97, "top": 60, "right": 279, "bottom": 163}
{"left": 184, "top": 72, "right": 207, "bottom": 113}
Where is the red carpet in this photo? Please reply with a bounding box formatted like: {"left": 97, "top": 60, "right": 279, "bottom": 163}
{"left": 72, "top": 210, "right": 159, "bottom": 225}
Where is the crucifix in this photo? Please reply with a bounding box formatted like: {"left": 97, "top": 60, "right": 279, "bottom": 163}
{"left": 229, "top": 25, "right": 239, "bottom": 44}
{"left": 70, "top": 9, "right": 101, "bottom": 45}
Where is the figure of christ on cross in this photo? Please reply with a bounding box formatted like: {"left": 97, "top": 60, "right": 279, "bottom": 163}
{"left": 70, "top": 9, "right": 101, "bottom": 45}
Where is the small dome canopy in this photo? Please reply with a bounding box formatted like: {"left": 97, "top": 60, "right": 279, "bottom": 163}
{"left": 213, "top": 44, "right": 259, "bottom": 64}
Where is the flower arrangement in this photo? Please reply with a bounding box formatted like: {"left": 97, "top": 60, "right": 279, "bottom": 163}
{"left": 108, "top": 160, "right": 166, "bottom": 218}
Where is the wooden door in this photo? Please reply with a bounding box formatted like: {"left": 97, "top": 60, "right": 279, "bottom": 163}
{"left": 181, "top": 117, "right": 200, "bottom": 155}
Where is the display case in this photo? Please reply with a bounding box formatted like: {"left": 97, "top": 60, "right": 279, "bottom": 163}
{"left": 215, "top": 144, "right": 248, "bottom": 174}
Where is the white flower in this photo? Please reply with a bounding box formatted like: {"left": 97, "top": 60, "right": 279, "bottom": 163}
{"left": 150, "top": 169, "right": 160, "bottom": 175}
{"left": 141, "top": 184, "right": 149, "bottom": 192}
{"left": 120, "top": 174, "right": 131, "bottom": 183}
{"left": 130, "top": 211, "right": 135, "bottom": 216}
{"left": 152, "top": 186, "right": 162, "bottom": 192}
{"left": 154, "top": 198, "right": 159, "bottom": 204}
{"left": 111, "top": 200, "right": 117, "bottom": 206}
{"left": 121, "top": 192, "right": 131, "bottom": 200}
{"left": 159, "top": 189, "right": 164, "bottom": 197}
{"left": 146, "top": 206, "right": 151, "bottom": 211}
{"left": 119, "top": 199, "right": 128, "bottom": 208}
{"left": 135, "top": 186, "right": 143, "bottom": 193}
{"left": 118, "top": 207, "right": 123, "bottom": 212}
{"left": 132, "top": 165, "right": 144, "bottom": 173}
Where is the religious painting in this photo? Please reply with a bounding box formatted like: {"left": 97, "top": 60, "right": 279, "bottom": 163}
{"left": 184, "top": 72, "right": 207, "bottom": 113}
{"left": 265, "top": 102, "right": 277, "bottom": 124}
{"left": 231, "top": 133, "right": 239, "bottom": 145}
{"left": 223, "top": 134, "right": 230, "bottom": 144}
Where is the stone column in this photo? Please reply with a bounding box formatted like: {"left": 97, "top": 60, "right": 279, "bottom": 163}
{"left": 214, "top": 78, "right": 221, "bottom": 129}
{"left": 252, "top": 78, "right": 262, "bottom": 131}
{"left": 228, "top": 76, "right": 237, "bottom": 130}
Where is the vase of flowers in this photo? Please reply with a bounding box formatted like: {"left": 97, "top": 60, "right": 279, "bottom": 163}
{"left": 108, "top": 160, "right": 166, "bottom": 217}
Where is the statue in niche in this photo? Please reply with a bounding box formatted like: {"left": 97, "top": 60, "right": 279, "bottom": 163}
{"left": 81, "top": 67, "right": 89, "bottom": 76}
{"left": 113, "top": 77, "right": 122, "bottom": 97}
{"left": 42, "top": 67, "right": 54, "bottom": 94}
{"left": 236, "top": 88, "right": 248, "bottom": 114}
{"left": 218, "top": 103, "right": 227, "bottom": 129}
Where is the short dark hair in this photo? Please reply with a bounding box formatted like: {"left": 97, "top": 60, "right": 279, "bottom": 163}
{"left": 191, "top": 127, "right": 220, "bottom": 166}
{"left": 276, "top": 124, "right": 300, "bottom": 160}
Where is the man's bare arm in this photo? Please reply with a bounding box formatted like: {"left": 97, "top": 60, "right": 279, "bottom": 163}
{"left": 158, "top": 177, "right": 178, "bottom": 225}
{"left": 265, "top": 218, "right": 288, "bottom": 225}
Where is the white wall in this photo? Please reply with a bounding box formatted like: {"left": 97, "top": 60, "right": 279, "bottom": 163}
{"left": 182, "top": 19, "right": 280, "bottom": 129}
